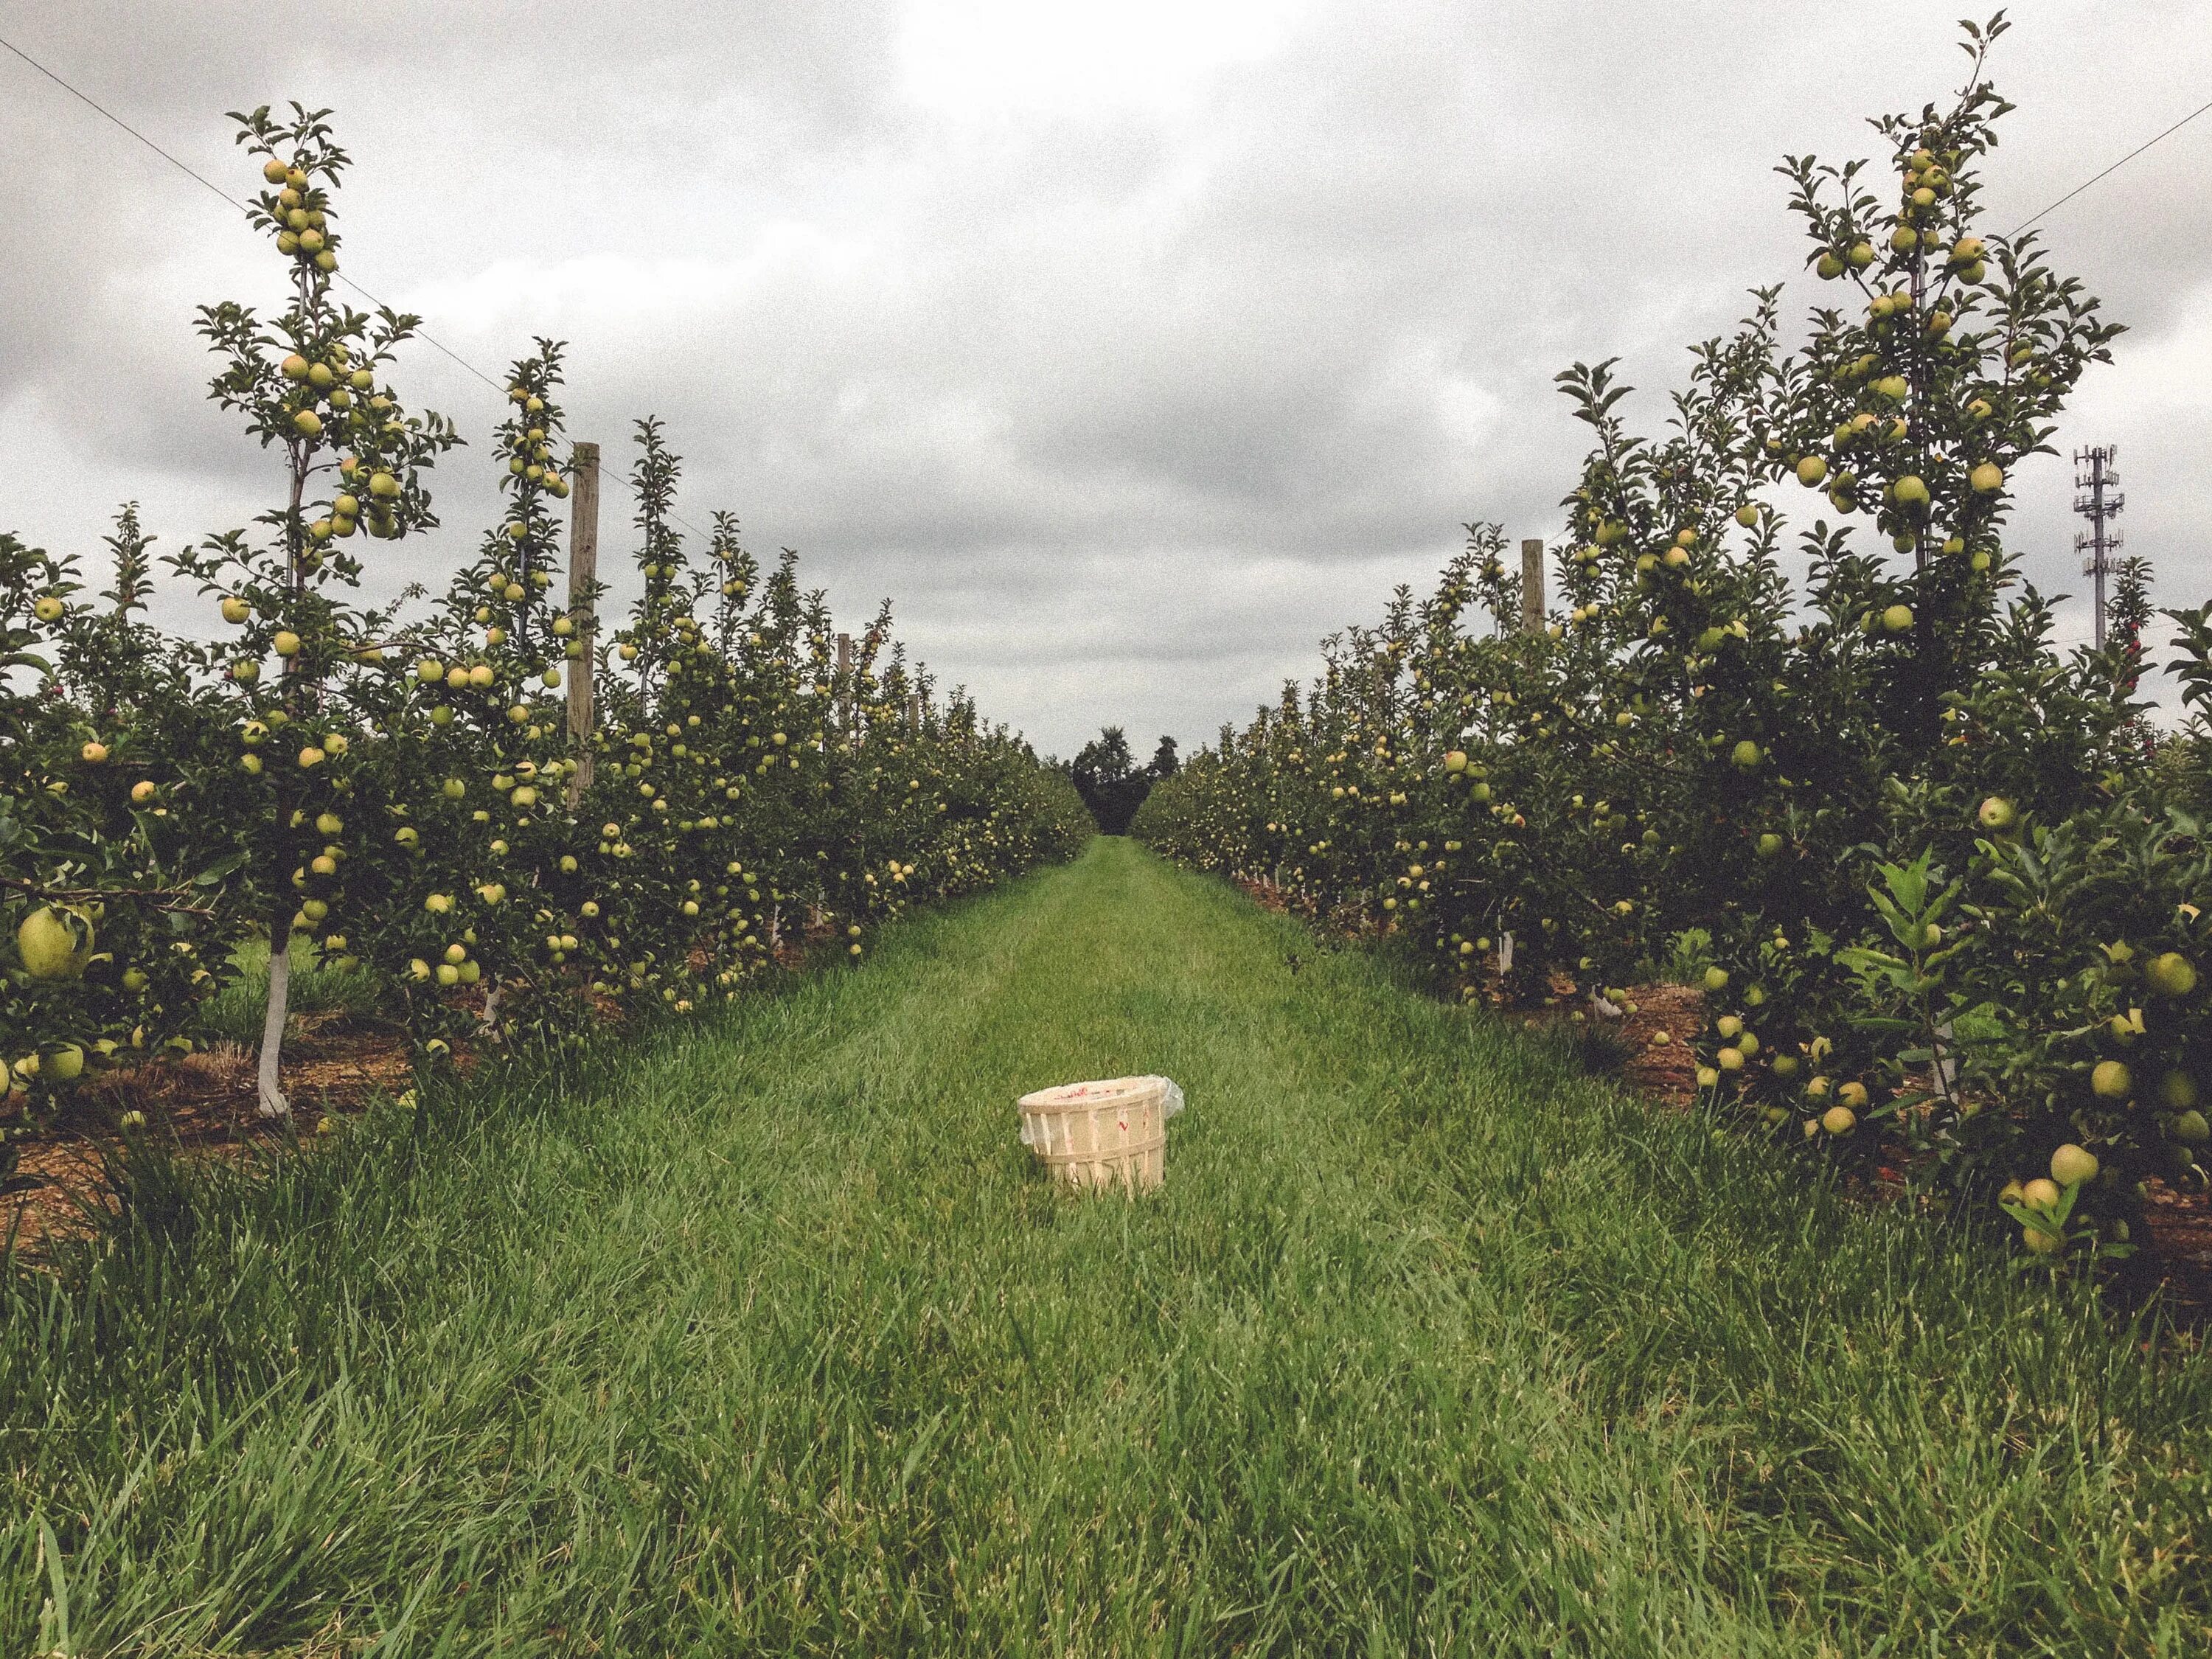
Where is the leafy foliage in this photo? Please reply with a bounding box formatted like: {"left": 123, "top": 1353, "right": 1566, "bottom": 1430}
{"left": 2, "top": 105, "right": 1089, "bottom": 1162}
{"left": 1136, "top": 19, "right": 2202, "bottom": 1269}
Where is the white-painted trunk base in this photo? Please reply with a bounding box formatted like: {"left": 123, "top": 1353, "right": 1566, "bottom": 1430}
{"left": 257, "top": 932, "right": 291, "bottom": 1119}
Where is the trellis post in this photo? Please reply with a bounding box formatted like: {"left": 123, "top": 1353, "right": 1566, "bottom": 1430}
{"left": 565, "top": 440, "right": 601, "bottom": 806}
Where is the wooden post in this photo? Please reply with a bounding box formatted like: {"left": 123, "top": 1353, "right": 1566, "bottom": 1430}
{"left": 836, "top": 633, "right": 854, "bottom": 736}
{"left": 565, "top": 441, "right": 601, "bottom": 807}
{"left": 1520, "top": 538, "right": 1544, "bottom": 634}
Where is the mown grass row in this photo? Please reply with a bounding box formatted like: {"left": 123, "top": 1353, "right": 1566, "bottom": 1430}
{"left": 4, "top": 838, "right": 2208, "bottom": 1655}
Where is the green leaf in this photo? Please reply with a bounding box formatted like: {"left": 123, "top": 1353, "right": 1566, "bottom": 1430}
{"left": 1998, "top": 1201, "right": 2062, "bottom": 1239}
{"left": 193, "top": 850, "right": 250, "bottom": 886}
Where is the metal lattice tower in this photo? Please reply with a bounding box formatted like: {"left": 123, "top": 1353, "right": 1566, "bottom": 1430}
{"left": 2074, "top": 445, "right": 2125, "bottom": 649}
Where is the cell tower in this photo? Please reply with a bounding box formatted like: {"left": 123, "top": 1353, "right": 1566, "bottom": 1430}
{"left": 2074, "top": 445, "right": 2124, "bottom": 649}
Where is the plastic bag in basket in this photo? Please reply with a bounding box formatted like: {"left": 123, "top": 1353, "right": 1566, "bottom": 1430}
{"left": 1017, "top": 1075, "right": 1183, "bottom": 1145}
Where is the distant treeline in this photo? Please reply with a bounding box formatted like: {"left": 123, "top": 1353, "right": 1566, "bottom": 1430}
{"left": 1065, "top": 727, "right": 1178, "bottom": 835}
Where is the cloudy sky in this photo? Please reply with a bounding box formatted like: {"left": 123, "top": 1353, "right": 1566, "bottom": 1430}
{"left": 2, "top": 1, "right": 2208, "bottom": 756}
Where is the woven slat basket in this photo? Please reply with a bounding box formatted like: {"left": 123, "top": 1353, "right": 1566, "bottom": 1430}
{"left": 1016, "top": 1075, "right": 1180, "bottom": 1193}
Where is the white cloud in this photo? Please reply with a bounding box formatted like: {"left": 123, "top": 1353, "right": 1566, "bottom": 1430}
{"left": 2, "top": 0, "right": 2211, "bottom": 754}
{"left": 897, "top": 0, "right": 1306, "bottom": 117}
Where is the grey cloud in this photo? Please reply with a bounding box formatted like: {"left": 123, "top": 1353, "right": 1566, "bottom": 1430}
{"left": 4, "top": 0, "right": 2211, "bottom": 755}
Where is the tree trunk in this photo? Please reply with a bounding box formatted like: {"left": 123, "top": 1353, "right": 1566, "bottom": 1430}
{"left": 262, "top": 352, "right": 307, "bottom": 1124}
{"left": 257, "top": 922, "right": 291, "bottom": 1119}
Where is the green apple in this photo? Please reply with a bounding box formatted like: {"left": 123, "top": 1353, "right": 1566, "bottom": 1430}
{"left": 2146, "top": 952, "right": 2197, "bottom": 998}
{"left": 2049, "top": 1144, "right": 2098, "bottom": 1186}
{"left": 17, "top": 907, "right": 91, "bottom": 980}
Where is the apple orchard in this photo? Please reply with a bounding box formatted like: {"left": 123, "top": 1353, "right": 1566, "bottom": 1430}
{"left": 1135, "top": 21, "right": 2212, "bottom": 1269}
{"left": 1, "top": 102, "right": 1091, "bottom": 1167}
{"left": 10, "top": 24, "right": 2212, "bottom": 1280}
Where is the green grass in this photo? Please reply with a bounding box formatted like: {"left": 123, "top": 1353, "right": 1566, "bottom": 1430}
{"left": 200, "top": 936, "right": 384, "bottom": 1046}
{"left": 5, "top": 838, "right": 2209, "bottom": 1655}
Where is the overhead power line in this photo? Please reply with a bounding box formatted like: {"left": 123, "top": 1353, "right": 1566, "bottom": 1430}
{"left": 2008, "top": 91, "right": 2212, "bottom": 236}
{"left": 0, "top": 29, "right": 710, "bottom": 537}
{"left": 1, "top": 31, "right": 504, "bottom": 396}
{"left": 2, "top": 33, "right": 244, "bottom": 209}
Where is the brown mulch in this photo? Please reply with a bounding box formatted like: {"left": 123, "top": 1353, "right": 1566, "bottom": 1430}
{"left": 773, "top": 908, "right": 843, "bottom": 971}
{"left": 3, "top": 937, "right": 830, "bottom": 1257}
{"left": 2143, "top": 1182, "right": 2212, "bottom": 1321}
{"left": 1605, "top": 983, "right": 1705, "bottom": 1103}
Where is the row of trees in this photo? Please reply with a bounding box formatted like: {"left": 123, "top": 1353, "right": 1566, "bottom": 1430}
{"left": 1135, "top": 18, "right": 2210, "bottom": 1266}
{"left": 2, "top": 104, "right": 1091, "bottom": 1163}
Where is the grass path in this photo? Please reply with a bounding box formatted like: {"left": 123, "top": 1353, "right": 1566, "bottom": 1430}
{"left": 6, "top": 838, "right": 2209, "bottom": 1655}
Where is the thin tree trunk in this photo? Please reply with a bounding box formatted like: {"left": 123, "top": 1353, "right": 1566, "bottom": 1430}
{"left": 260, "top": 354, "right": 307, "bottom": 1122}
{"left": 257, "top": 923, "right": 291, "bottom": 1119}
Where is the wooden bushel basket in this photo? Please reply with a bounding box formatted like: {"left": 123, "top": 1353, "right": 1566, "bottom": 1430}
{"left": 1017, "top": 1075, "right": 1180, "bottom": 1193}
